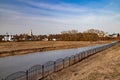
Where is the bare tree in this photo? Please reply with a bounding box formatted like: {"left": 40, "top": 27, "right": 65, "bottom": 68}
{"left": 84, "top": 29, "right": 105, "bottom": 37}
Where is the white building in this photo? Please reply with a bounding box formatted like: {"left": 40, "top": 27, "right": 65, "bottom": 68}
{"left": 52, "top": 38, "right": 56, "bottom": 41}
{"left": 42, "top": 38, "right": 48, "bottom": 41}
{"left": 3, "top": 35, "right": 14, "bottom": 41}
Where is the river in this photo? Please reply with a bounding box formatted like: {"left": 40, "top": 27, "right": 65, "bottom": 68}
{"left": 0, "top": 45, "right": 102, "bottom": 79}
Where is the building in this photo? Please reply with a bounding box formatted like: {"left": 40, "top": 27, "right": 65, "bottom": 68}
{"left": 52, "top": 38, "right": 56, "bottom": 41}
{"left": 42, "top": 38, "right": 48, "bottom": 41}
{"left": 2, "top": 35, "right": 14, "bottom": 41}
{"left": 29, "top": 29, "right": 33, "bottom": 37}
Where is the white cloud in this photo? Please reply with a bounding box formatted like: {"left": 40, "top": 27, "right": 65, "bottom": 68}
{"left": 0, "top": 1, "right": 120, "bottom": 35}
{"left": 22, "top": 1, "right": 88, "bottom": 13}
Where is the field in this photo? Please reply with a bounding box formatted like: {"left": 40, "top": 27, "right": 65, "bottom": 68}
{"left": 44, "top": 42, "right": 120, "bottom": 80}
{"left": 0, "top": 41, "right": 111, "bottom": 57}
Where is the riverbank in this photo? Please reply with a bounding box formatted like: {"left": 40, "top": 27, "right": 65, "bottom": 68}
{"left": 0, "top": 41, "right": 111, "bottom": 57}
{"left": 43, "top": 42, "right": 120, "bottom": 80}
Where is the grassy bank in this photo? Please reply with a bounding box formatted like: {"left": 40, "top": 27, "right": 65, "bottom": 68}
{"left": 44, "top": 43, "right": 120, "bottom": 80}
{"left": 0, "top": 41, "right": 111, "bottom": 57}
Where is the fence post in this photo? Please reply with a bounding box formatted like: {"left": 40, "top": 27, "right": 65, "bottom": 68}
{"left": 80, "top": 52, "right": 82, "bottom": 60}
{"left": 63, "top": 59, "right": 64, "bottom": 68}
{"left": 54, "top": 61, "right": 56, "bottom": 72}
{"left": 26, "top": 70, "right": 28, "bottom": 80}
{"left": 74, "top": 56, "right": 75, "bottom": 64}
{"left": 81, "top": 52, "right": 83, "bottom": 59}
{"left": 83, "top": 52, "right": 85, "bottom": 58}
{"left": 42, "top": 65, "right": 44, "bottom": 78}
{"left": 86, "top": 51, "right": 88, "bottom": 57}
{"left": 78, "top": 54, "right": 80, "bottom": 61}
{"left": 88, "top": 50, "right": 89, "bottom": 56}
{"left": 69, "top": 57, "right": 70, "bottom": 66}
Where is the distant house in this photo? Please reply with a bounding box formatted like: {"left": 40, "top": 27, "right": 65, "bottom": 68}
{"left": 2, "top": 35, "right": 14, "bottom": 41}
{"left": 109, "top": 34, "right": 118, "bottom": 38}
{"left": 113, "top": 35, "right": 117, "bottom": 37}
{"left": 52, "top": 38, "right": 56, "bottom": 41}
{"left": 98, "top": 33, "right": 106, "bottom": 37}
{"left": 42, "top": 38, "right": 48, "bottom": 41}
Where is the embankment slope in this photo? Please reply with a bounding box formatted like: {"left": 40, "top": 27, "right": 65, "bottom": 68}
{"left": 44, "top": 43, "right": 120, "bottom": 80}
{"left": 0, "top": 41, "right": 111, "bottom": 57}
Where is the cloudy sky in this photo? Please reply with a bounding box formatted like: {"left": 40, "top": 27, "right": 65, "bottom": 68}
{"left": 0, "top": 0, "right": 120, "bottom": 35}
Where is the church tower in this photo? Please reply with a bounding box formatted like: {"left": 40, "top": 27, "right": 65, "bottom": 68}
{"left": 29, "top": 29, "right": 33, "bottom": 36}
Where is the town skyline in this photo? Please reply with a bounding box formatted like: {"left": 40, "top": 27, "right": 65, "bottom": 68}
{"left": 0, "top": 28, "right": 119, "bottom": 36}
{"left": 0, "top": 0, "right": 120, "bottom": 35}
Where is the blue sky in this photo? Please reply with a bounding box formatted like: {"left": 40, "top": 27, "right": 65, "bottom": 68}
{"left": 0, "top": 0, "right": 120, "bottom": 35}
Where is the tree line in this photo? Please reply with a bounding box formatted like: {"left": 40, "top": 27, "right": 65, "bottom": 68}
{"left": 48, "top": 29, "right": 120, "bottom": 41}
{"left": 0, "top": 29, "right": 120, "bottom": 42}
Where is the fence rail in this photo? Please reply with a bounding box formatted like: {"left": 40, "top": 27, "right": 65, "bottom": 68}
{"left": 2, "top": 41, "right": 119, "bottom": 80}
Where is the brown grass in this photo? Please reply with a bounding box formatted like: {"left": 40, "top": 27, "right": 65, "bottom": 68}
{"left": 0, "top": 41, "right": 111, "bottom": 57}
{"left": 43, "top": 43, "right": 120, "bottom": 80}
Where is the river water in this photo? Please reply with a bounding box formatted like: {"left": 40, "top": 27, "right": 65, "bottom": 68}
{"left": 0, "top": 45, "right": 101, "bottom": 79}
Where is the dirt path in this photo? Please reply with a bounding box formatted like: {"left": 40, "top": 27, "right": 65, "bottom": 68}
{"left": 44, "top": 43, "right": 120, "bottom": 80}
{"left": 0, "top": 41, "right": 111, "bottom": 57}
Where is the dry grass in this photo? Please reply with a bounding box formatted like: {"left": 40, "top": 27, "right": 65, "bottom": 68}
{"left": 43, "top": 43, "right": 120, "bottom": 80}
{"left": 0, "top": 41, "right": 111, "bottom": 57}
{"left": 0, "top": 41, "right": 110, "bottom": 51}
